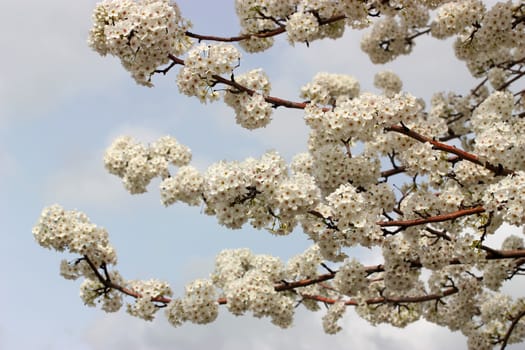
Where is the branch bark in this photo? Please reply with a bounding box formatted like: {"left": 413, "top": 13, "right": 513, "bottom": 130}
{"left": 385, "top": 124, "right": 514, "bottom": 176}
{"left": 83, "top": 248, "right": 525, "bottom": 306}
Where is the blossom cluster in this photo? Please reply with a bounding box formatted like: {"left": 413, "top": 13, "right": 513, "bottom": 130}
{"left": 177, "top": 43, "right": 241, "bottom": 102}
{"left": 304, "top": 90, "right": 420, "bottom": 145}
{"left": 33, "top": 204, "right": 116, "bottom": 266}
{"left": 472, "top": 91, "right": 525, "bottom": 171}
{"left": 41, "top": 0, "right": 525, "bottom": 347}
{"left": 223, "top": 69, "right": 273, "bottom": 129}
{"left": 430, "top": 0, "right": 486, "bottom": 39}
{"left": 333, "top": 258, "right": 367, "bottom": 296}
{"left": 104, "top": 135, "right": 191, "bottom": 194}
{"left": 88, "top": 0, "right": 191, "bottom": 86}
{"left": 212, "top": 249, "right": 294, "bottom": 327}
{"left": 451, "top": 1, "right": 525, "bottom": 77}
{"left": 300, "top": 73, "right": 360, "bottom": 105}
{"left": 484, "top": 171, "right": 525, "bottom": 226}
{"left": 166, "top": 279, "right": 219, "bottom": 326}
{"left": 80, "top": 273, "right": 125, "bottom": 312}
{"left": 33, "top": 205, "right": 124, "bottom": 312}
{"left": 127, "top": 279, "right": 172, "bottom": 320}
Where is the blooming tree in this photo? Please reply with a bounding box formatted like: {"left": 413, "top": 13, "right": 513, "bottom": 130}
{"left": 33, "top": 0, "right": 525, "bottom": 348}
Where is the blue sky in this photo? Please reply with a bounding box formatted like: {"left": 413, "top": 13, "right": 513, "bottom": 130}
{"left": 1, "top": 0, "right": 523, "bottom": 349}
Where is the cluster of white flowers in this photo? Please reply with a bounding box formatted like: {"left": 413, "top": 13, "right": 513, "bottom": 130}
{"left": 322, "top": 300, "right": 346, "bottom": 334}
{"left": 165, "top": 279, "right": 218, "bottom": 326}
{"left": 453, "top": 1, "right": 524, "bottom": 77}
{"left": 430, "top": 0, "right": 485, "bottom": 39}
{"left": 127, "top": 279, "right": 172, "bottom": 320}
{"left": 234, "top": 0, "right": 438, "bottom": 53}
{"left": 373, "top": 70, "right": 402, "bottom": 97}
{"left": 160, "top": 165, "right": 203, "bottom": 206}
{"left": 211, "top": 249, "right": 294, "bottom": 327}
{"left": 202, "top": 151, "right": 296, "bottom": 231}
{"left": 104, "top": 135, "right": 191, "bottom": 194}
{"left": 235, "top": 0, "right": 347, "bottom": 50}
{"left": 305, "top": 91, "right": 420, "bottom": 145}
{"left": 361, "top": 17, "right": 410, "bottom": 64}
{"left": 235, "top": 0, "right": 295, "bottom": 33}
{"left": 455, "top": 233, "right": 487, "bottom": 265}
{"left": 44, "top": 0, "right": 525, "bottom": 345}
{"left": 33, "top": 205, "right": 116, "bottom": 266}
{"left": 300, "top": 73, "right": 360, "bottom": 105}
{"left": 382, "top": 235, "right": 420, "bottom": 292}
{"left": 326, "top": 183, "right": 369, "bottom": 229}
{"left": 429, "top": 91, "right": 472, "bottom": 137}
{"left": 79, "top": 274, "right": 125, "bottom": 312}
{"left": 33, "top": 205, "right": 129, "bottom": 313}
{"left": 487, "top": 67, "right": 508, "bottom": 90}
{"left": 333, "top": 258, "right": 367, "bottom": 295}
{"left": 472, "top": 91, "right": 525, "bottom": 171}
{"left": 483, "top": 171, "right": 525, "bottom": 226}
{"left": 177, "top": 43, "right": 241, "bottom": 102}
{"left": 88, "top": 0, "right": 191, "bottom": 86}
{"left": 425, "top": 271, "right": 482, "bottom": 332}
{"left": 286, "top": 11, "right": 320, "bottom": 44}
{"left": 223, "top": 69, "right": 273, "bottom": 129}
{"left": 462, "top": 294, "right": 525, "bottom": 349}
{"left": 286, "top": 244, "right": 323, "bottom": 279}
{"left": 415, "top": 233, "right": 454, "bottom": 270}
{"left": 398, "top": 141, "right": 450, "bottom": 176}
{"left": 276, "top": 172, "right": 320, "bottom": 222}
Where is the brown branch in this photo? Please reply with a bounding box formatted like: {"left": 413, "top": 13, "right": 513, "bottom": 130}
{"left": 379, "top": 156, "right": 459, "bottom": 179}
{"left": 275, "top": 272, "right": 337, "bottom": 292}
{"left": 167, "top": 54, "right": 308, "bottom": 109}
{"left": 301, "top": 286, "right": 459, "bottom": 306}
{"left": 498, "top": 69, "right": 525, "bottom": 91}
{"left": 82, "top": 247, "right": 525, "bottom": 309}
{"left": 184, "top": 14, "right": 346, "bottom": 43}
{"left": 385, "top": 124, "right": 514, "bottom": 176}
{"left": 406, "top": 28, "right": 431, "bottom": 42}
{"left": 500, "top": 308, "right": 525, "bottom": 349}
{"left": 380, "top": 166, "right": 406, "bottom": 179}
{"left": 212, "top": 74, "right": 308, "bottom": 109}
{"left": 377, "top": 206, "right": 485, "bottom": 228}
{"left": 83, "top": 255, "right": 171, "bottom": 304}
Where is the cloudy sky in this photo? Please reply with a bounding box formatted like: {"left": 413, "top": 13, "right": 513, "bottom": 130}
{"left": 1, "top": 0, "right": 523, "bottom": 349}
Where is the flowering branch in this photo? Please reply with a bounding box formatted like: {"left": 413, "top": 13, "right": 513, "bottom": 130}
{"left": 378, "top": 206, "right": 485, "bottom": 228}
{"left": 84, "top": 255, "right": 171, "bottom": 305}
{"left": 301, "top": 286, "right": 459, "bottom": 306}
{"left": 82, "top": 249, "right": 525, "bottom": 306}
{"left": 166, "top": 54, "right": 309, "bottom": 109}
{"left": 500, "top": 308, "right": 525, "bottom": 349}
{"left": 184, "top": 14, "right": 347, "bottom": 43}
{"left": 385, "top": 124, "right": 514, "bottom": 176}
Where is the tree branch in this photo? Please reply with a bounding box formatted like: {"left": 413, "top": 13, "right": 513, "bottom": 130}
{"left": 166, "top": 54, "right": 308, "bottom": 109}
{"left": 81, "top": 247, "right": 525, "bottom": 311}
{"left": 301, "top": 286, "right": 459, "bottom": 306}
{"left": 385, "top": 124, "right": 514, "bottom": 176}
{"left": 377, "top": 206, "right": 485, "bottom": 228}
{"left": 500, "top": 308, "right": 525, "bottom": 349}
{"left": 184, "top": 14, "right": 346, "bottom": 43}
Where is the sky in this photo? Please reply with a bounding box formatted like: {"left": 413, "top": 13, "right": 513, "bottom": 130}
{"left": 1, "top": 0, "right": 523, "bottom": 349}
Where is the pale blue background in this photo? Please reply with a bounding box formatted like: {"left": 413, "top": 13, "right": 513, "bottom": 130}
{"left": 1, "top": 1, "right": 522, "bottom": 349}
